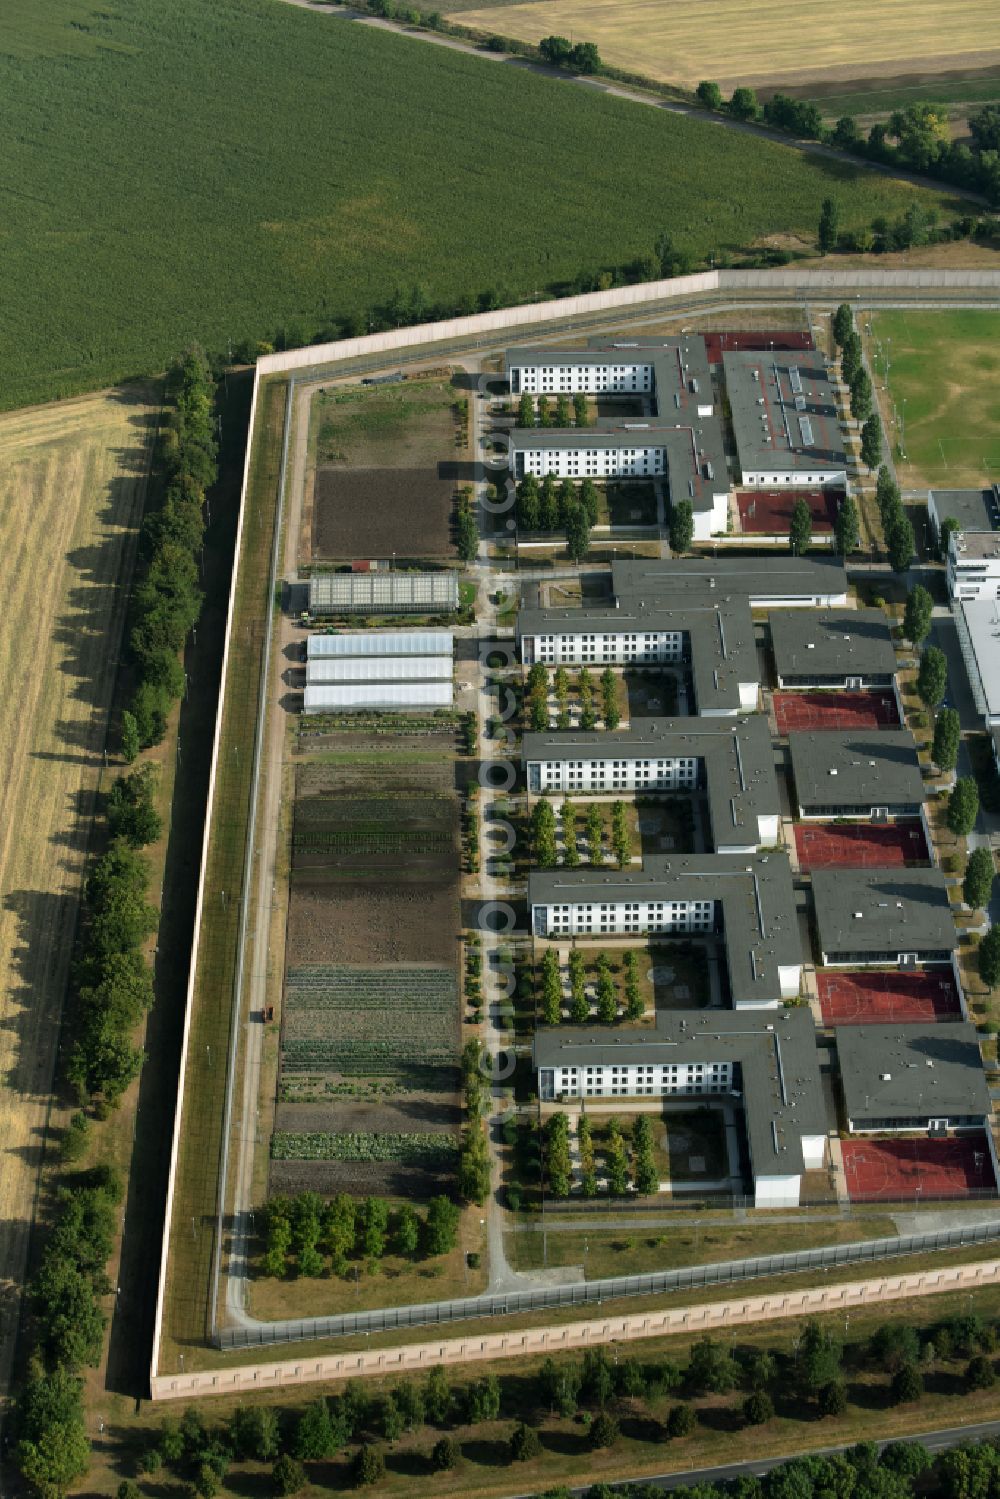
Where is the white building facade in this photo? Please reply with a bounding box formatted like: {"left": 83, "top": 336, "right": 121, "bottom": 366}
{"left": 511, "top": 360, "right": 653, "bottom": 396}
{"left": 515, "top": 442, "right": 666, "bottom": 481}
{"left": 538, "top": 1057, "right": 732, "bottom": 1101}
{"left": 947, "top": 532, "right": 1000, "bottom": 602}
{"left": 521, "top": 628, "right": 683, "bottom": 667}
{"left": 533, "top": 895, "right": 716, "bottom": 939}
{"left": 527, "top": 754, "right": 698, "bottom": 795}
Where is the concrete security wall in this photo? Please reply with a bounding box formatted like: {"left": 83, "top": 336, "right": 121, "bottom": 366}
{"left": 150, "top": 1259, "right": 1000, "bottom": 1402}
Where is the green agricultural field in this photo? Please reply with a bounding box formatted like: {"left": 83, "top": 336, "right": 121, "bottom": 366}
{"left": 869, "top": 310, "right": 1000, "bottom": 488}
{"left": 2, "top": 0, "right": 965, "bottom": 410}
{"left": 808, "top": 75, "right": 1000, "bottom": 122}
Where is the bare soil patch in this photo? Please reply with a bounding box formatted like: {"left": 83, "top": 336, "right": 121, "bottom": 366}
{"left": 312, "top": 465, "right": 457, "bottom": 561}
{"left": 288, "top": 883, "right": 458, "bottom": 966}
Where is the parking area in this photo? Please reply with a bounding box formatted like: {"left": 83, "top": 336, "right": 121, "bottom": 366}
{"left": 737, "top": 487, "right": 841, "bottom": 535}
{"left": 818, "top": 969, "right": 963, "bottom": 1026}
{"left": 795, "top": 821, "right": 929, "bottom": 870}
{"left": 842, "top": 1133, "right": 995, "bottom": 1201}
{"left": 774, "top": 690, "right": 900, "bottom": 734}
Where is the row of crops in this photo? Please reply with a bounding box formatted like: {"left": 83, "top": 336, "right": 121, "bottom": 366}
{"left": 271, "top": 1132, "right": 459, "bottom": 1163}
{"left": 286, "top": 966, "right": 457, "bottom": 1007}
{"left": 293, "top": 830, "right": 449, "bottom": 853}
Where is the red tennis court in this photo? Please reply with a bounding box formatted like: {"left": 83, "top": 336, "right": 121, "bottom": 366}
{"left": 795, "top": 821, "right": 929, "bottom": 870}
{"left": 702, "top": 330, "right": 815, "bottom": 363}
{"left": 737, "top": 487, "right": 841, "bottom": 535}
{"left": 843, "top": 1133, "right": 994, "bottom": 1201}
{"left": 774, "top": 690, "right": 900, "bottom": 734}
{"left": 818, "top": 969, "right": 963, "bottom": 1026}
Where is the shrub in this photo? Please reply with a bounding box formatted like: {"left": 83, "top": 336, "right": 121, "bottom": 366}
{"left": 272, "top": 1455, "right": 307, "bottom": 1496}
{"left": 666, "top": 1403, "right": 697, "bottom": 1438}
{"left": 430, "top": 1435, "right": 458, "bottom": 1471}
{"left": 353, "top": 1444, "right": 386, "bottom": 1486}
{"left": 588, "top": 1411, "right": 619, "bottom": 1450}
{"left": 967, "top": 1354, "right": 996, "bottom": 1390}
{"left": 509, "top": 1421, "right": 542, "bottom": 1461}
{"left": 743, "top": 1390, "right": 775, "bottom": 1425}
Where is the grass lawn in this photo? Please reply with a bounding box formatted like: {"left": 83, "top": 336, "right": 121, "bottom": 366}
{"left": 447, "top": 0, "right": 1000, "bottom": 94}
{"left": 311, "top": 378, "right": 458, "bottom": 467}
{"left": 1, "top": 0, "right": 964, "bottom": 410}
{"left": 869, "top": 310, "right": 1000, "bottom": 488}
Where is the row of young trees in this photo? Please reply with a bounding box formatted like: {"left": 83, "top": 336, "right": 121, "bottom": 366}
{"left": 123, "top": 349, "right": 214, "bottom": 755}
{"left": 516, "top": 473, "right": 595, "bottom": 560}
{"left": 538, "top": 948, "right": 643, "bottom": 1025}
{"left": 544, "top": 1112, "right": 658, "bottom": 1197}
{"left": 517, "top": 391, "right": 590, "bottom": 430}
{"left": 831, "top": 305, "right": 884, "bottom": 473}
{"left": 696, "top": 84, "right": 1000, "bottom": 207}
{"left": 263, "top": 1191, "right": 460, "bottom": 1279}
{"left": 525, "top": 663, "right": 619, "bottom": 732}
{"left": 531, "top": 796, "right": 629, "bottom": 870}
{"left": 458, "top": 1039, "right": 490, "bottom": 1204}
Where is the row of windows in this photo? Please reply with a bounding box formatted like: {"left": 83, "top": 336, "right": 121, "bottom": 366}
{"left": 542, "top": 759, "right": 696, "bottom": 771}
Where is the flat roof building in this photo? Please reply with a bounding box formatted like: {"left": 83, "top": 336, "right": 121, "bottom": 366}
{"left": 307, "top": 630, "right": 453, "bottom": 658}
{"left": 770, "top": 608, "right": 896, "bottom": 690}
{"left": 788, "top": 730, "right": 924, "bottom": 820}
{"left": 529, "top": 851, "right": 802, "bottom": 1007}
{"left": 302, "top": 682, "right": 453, "bottom": 713}
{"left": 836, "top": 1023, "right": 991, "bottom": 1134}
{"left": 522, "top": 716, "right": 780, "bottom": 852}
{"left": 928, "top": 486, "right": 1000, "bottom": 538}
{"left": 306, "top": 655, "right": 452, "bottom": 685}
{"left": 955, "top": 599, "right": 1000, "bottom": 726}
{"left": 534, "top": 1006, "right": 827, "bottom": 1206}
{"left": 610, "top": 556, "right": 850, "bottom": 608}
{"left": 308, "top": 571, "right": 459, "bottom": 616}
{"left": 722, "top": 351, "right": 848, "bottom": 488}
{"left": 948, "top": 529, "right": 1000, "bottom": 604}
{"left": 812, "top": 869, "right": 957, "bottom": 967}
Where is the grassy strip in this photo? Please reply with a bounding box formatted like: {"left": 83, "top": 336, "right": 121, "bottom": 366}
{"left": 161, "top": 377, "right": 286, "bottom": 1360}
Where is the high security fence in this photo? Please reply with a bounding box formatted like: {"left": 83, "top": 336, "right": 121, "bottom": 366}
{"left": 217, "top": 1218, "right": 1000, "bottom": 1349}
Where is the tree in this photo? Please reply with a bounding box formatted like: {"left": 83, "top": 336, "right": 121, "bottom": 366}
{"left": 424, "top": 1366, "right": 453, "bottom": 1424}
{"left": 970, "top": 103, "right": 1000, "bottom": 152}
{"left": 938, "top": 514, "right": 961, "bottom": 559}
{"left": 850, "top": 368, "right": 872, "bottom": 423}
{"left": 885, "top": 509, "right": 915, "bottom": 573}
{"left": 833, "top": 494, "right": 859, "bottom": 555}
{"left": 16, "top": 1365, "right": 90, "bottom": 1499}
{"left": 517, "top": 473, "right": 540, "bottom": 531}
{"left": 424, "top": 1195, "right": 460, "bottom": 1256}
{"left": 611, "top": 800, "right": 630, "bottom": 868}
{"left": 540, "top": 948, "right": 562, "bottom": 1025}
{"left": 565, "top": 503, "right": 591, "bottom": 563}
{"left": 106, "top": 764, "right": 162, "bottom": 847}
{"left": 666, "top": 1403, "right": 697, "bottom": 1438}
{"left": 917, "top": 645, "right": 947, "bottom": 708}
{"left": 881, "top": 1442, "right": 932, "bottom": 1479}
{"left": 532, "top": 799, "right": 558, "bottom": 867}
{"left": 817, "top": 1380, "right": 848, "bottom": 1417}
{"left": 352, "top": 1444, "right": 385, "bottom": 1486}
{"left": 891, "top": 1363, "right": 924, "bottom": 1403}
{"left": 466, "top": 1374, "right": 502, "bottom": 1423}
{"left": 799, "top": 1321, "right": 843, "bottom": 1395}
{"left": 574, "top": 392, "right": 589, "bottom": 429}
{"left": 932, "top": 707, "right": 961, "bottom": 771}
{"left": 833, "top": 116, "right": 861, "bottom": 149}
{"left": 903, "top": 584, "right": 933, "bottom": 645}
{"left": 841, "top": 331, "right": 862, "bottom": 384}
{"left": 588, "top": 1412, "right": 619, "bottom": 1450}
{"left": 832, "top": 303, "right": 854, "bottom": 347}
{"left": 430, "top": 1435, "right": 458, "bottom": 1471}
{"left": 517, "top": 392, "right": 535, "bottom": 428}
{"left": 869, "top": 1322, "right": 920, "bottom": 1372}
{"left": 687, "top": 1336, "right": 740, "bottom": 1394}
{"left": 860, "top": 413, "right": 883, "bottom": 471}
{"left": 509, "top": 1421, "right": 542, "bottom": 1461}
{"left": 696, "top": 80, "right": 722, "bottom": 109}
{"left": 394, "top": 1202, "right": 420, "bottom": 1258}
{"left": 455, "top": 499, "right": 478, "bottom": 563}
{"left": 979, "top": 926, "right": 1000, "bottom": 990}
{"left": 669, "top": 499, "right": 694, "bottom": 553}
{"left": 272, "top": 1455, "right": 307, "bottom": 1496}
{"left": 293, "top": 1400, "right": 337, "bottom": 1460}
{"left": 561, "top": 798, "right": 579, "bottom": 867}
{"left": 788, "top": 498, "right": 812, "bottom": 555}
{"left": 967, "top": 1353, "right": 996, "bottom": 1390}
{"left": 585, "top": 803, "right": 604, "bottom": 865}
{"left": 232, "top": 1407, "right": 280, "bottom": 1462}
{"left": 743, "top": 1391, "right": 775, "bottom": 1426}
{"left": 964, "top": 847, "right": 995, "bottom": 911}
{"left": 947, "top": 776, "right": 980, "bottom": 837}
{"left": 818, "top": 197, "right": 840, "bottom": 253}
{"left": 601, "top": 667, "right": 620, "bottom": 730}
{"left": 729, "top": 87, "right": 759, "bottom": 120}
{"left": 579, "top": 477, "right": 600, "bottom": 526}
{"left": 120, "top": 711, "right": 140, "bottom": 764}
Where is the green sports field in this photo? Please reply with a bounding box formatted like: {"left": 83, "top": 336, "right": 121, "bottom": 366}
{"left": 869, "top": 311, "right": 1000, "bottom": 488}
{"left": 0, "top": 0, "right": 964, "bottom": 409}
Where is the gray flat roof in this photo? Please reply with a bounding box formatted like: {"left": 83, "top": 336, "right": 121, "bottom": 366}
{"left": 930, "top": 488, "right": 1000, "bottom": 534}
{"left": 812, "top": 869, "right": 957, "bottom": 956}
{"left": 611, "top": 555, "right": 849, "bottom": 604}
{"left": 522, "top": 715, "right": 778, "bottom": 849}
{"left": 308, "top": 571, "right": 458, "bottom": 613}
{"left": 529, "top": 851, "right": 801, "bottom": 1005}
{"left": 837, "top": 1023, "right": 990, "bottom": 1121}
{"left": 770, "top": 608, "right": 896, "bottom": 680}
{"left": 788, "top": 729, "right": 924, "bottom": 812}
{"left": 957, "top": 601, "right": 1000, "bottom": 718}
{"left": 953, "top": 531, "right": 1000, "bottom": 561}
{"left": 722, "top": 350, "right": 846, "bottom": 476}
{"left": 534, "top": 1005, "right": 826, "bottom": 1177}
{"left": 517, "top": 597, "right": 757, "bottom": 714}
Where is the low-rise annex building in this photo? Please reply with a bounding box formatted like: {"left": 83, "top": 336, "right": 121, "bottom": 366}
{"left": 836, "top": 1024, "right": 993, "bottom": 1137}
{"left": 787, "top": 729, "right": 925, "bottom": 822}
{"left": 528, "top": 851, "right": 802, "bottom": 1007}
{"left": 954, "top": 598, "right": 1000, "bottom": 727}
{"left": 770, "top": 608, "right": 896, "bottom": 691}
{"left": 533, "top": 1007, "right": 827, "bottom": 1207}
{"left": 722, "top": 350, "right": 847, "bottom": 488}
{"left": 811, "top": 868, "right": 958, "bottom": 969}
{"left": 307, "top": 570, "right": 459, "bottom": 615}
{"left": 522, "top": 715, "right": 780, "bottom": 852}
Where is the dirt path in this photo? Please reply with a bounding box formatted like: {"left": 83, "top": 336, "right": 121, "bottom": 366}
{"left": 0, "top": 387, "right": 158, "bottom": 1396}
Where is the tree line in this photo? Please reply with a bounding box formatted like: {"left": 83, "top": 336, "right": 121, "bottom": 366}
{"left": 264, "top": 1190, "right": 460, "bottom": 1278}
{"left": 122, "top": 347, "right": 215, "bottom": 755}
{"left": 96, "top": 1307, "right": 1000, "bottom": 1498}
{"left": 696, "top": 85, "right": 1000, "bottom": 208}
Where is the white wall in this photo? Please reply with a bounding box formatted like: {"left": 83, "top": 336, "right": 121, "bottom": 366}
{"left": 754, "top": 1173, "right": 801, "bottom": 1207}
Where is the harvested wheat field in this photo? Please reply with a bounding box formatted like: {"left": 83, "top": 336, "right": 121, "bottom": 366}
{"left": 449, "top": 0, "right": 1000, "bottom": 93}
{"left": 0, "top": 385, "right": 158, "bottom": 1392}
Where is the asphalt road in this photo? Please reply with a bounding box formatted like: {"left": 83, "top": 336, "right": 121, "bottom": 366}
{"left": 504, "top": 1417, "right": 1000, "bottom": 1498}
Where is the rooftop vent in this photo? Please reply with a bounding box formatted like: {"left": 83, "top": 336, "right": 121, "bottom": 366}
{"left": 880, "top": 1072, "right": 892, "bottom": 1082}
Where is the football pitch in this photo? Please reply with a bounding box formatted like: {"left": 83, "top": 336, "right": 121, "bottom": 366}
{"left": 868, "top": 310, "right": 1000, "bottom": 489}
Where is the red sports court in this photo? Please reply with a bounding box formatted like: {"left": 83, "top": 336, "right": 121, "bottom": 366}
{"left": 842, "top": 1132, "right": 994, "bottom": 1201}
{"left": 795, "top": 821, "right": 929, "bottom": 870}
{"left": 702, "top": 330, "right": 815, "bottom": 363}
{"left": 818, "top": 969, "right": 963, "bottom": 1026}
{"left": 737, "top": 487, "right": 841, "bottom": 535}
{"left": 774, "top": 690, "right": 900, "bottom": 734}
